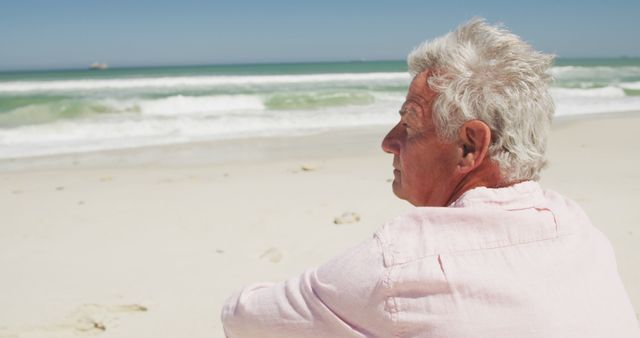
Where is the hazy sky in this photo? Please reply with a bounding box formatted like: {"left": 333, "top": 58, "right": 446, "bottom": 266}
{"left": 1, "top": 0, "right": 639, "bottom": 71}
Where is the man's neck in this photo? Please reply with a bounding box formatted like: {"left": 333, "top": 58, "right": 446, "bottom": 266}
{"left": 445, "top": 162, "right": 507, "bottom": 206}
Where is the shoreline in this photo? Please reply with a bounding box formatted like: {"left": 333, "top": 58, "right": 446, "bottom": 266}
{"left": 0, "top": 125, "right": 387, "bottom": 173}
{"left": 2, "top": 110, "right": 639, "bottom": 173}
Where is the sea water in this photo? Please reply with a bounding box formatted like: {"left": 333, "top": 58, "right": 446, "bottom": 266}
{"left": 1, "top": 59, "right": 639, "bottom": 159}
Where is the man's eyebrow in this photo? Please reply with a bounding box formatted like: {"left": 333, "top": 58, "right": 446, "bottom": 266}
{"left": 399, "top": 100, "right": 422, "bottom": 116}
{"left": 399, "top": 106, "right": 419, "bottom": 117}
{"left": 399, "top": 107, "right": 412, "bottom": 116}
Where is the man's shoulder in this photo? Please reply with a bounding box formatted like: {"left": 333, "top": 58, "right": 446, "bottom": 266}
{"left": 375, "top": 184, "right": 593, "bottom": 267}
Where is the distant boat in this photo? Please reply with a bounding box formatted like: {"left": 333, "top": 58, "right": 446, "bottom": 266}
{"left": 89, "top": 62, "right": 108, "bottom": 70}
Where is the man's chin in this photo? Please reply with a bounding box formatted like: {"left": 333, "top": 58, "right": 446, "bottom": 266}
{"left": 391, "top": 180, "right": 403, "bottom": 199}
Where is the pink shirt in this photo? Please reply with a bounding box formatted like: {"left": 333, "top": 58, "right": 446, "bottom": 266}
{"left": 221, "top": 181, "right": 640, "bottom": 337}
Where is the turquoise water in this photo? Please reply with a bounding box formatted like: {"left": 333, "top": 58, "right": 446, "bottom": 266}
{"left": 1, "top": 59, "right": 639, "bottom": 159}
{"left": 553, "top": 58, "right": 640, "bottom": 89}
{"left": 0, "top": 61, "right": 408, "bottom": 81}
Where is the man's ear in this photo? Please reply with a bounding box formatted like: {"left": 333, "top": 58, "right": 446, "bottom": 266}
{"left": 457, "top": 120, "right": 492, "bottom": 174}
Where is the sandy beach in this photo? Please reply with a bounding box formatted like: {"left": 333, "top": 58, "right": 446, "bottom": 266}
{"left": 1, "top": 112, "right": 639, "bottom": 338}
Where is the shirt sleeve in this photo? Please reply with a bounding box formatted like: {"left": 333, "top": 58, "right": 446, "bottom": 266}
{"left": 220, "top": 236, "right": 390, "bottom": 338}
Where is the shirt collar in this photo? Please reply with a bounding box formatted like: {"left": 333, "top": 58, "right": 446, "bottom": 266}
{"left": 449, "top": 181, "right": 545, "bottom": 210}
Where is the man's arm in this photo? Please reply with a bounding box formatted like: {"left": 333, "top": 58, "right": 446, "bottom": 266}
{"left": 220, "top": 237, "right": 390, "bottom": 338}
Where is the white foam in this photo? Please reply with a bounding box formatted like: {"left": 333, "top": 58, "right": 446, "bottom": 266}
{"left": 553, "top": 87, "right": 640, "bottom": 116}
{"left": 620, "top": 82, "right": 640, "bottom": 90}
{"left": 555, "top": 98, "right": 640, "bottom": 116}
{"left": 0, "top": 72, "right": 410, "bottom": 93}
{"left": 134, "top": 95, "right": 264, "bottom": 116}
{"left": 550, "top": 86, "right": 626, "bottom": 98}
{"left": 551, "top": 65, "right": 640, "bottom": 81}
{"left": 0, "top": 100, "right": 399, "bottom": 159}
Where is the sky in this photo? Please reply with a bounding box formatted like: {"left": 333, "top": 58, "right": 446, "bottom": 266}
{"left": 1, "top": 0, "right": 639, "bottom": 71}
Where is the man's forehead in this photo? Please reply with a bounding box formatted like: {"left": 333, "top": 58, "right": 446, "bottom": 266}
{"left": 403, "top": 73, "right": 437, "bottom": 111}
{"left": 408, "top": 71, "right": 435, "bottom": 95}
{"left": 410, "top": 71, "right": 428, "bottom": 84}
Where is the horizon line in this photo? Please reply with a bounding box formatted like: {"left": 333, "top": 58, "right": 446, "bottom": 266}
{"left": 2, "top": 56, "right": 640, "bottom": 74}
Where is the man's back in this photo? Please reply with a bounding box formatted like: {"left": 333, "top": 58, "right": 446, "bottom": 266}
{"left": 222, "top": 182, "right": 640, "bottom": 337}
{"left": 373, "top": 181, "right": 638, "bottom": 337}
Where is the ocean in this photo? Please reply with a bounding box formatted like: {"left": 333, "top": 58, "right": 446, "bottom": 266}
{"left": 1, "top": 59, "right": 639, "bottom": 159}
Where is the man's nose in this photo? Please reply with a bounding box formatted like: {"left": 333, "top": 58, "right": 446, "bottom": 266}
{"left": 381, "top": 125, "right": 400, "bottom": 155}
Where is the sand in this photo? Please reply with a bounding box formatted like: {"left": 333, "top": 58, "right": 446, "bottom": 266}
{"left": 1, "top": 112, "right": 638, "bottom": 337}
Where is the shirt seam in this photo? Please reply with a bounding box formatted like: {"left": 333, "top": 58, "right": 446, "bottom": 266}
{"left": 375, "top": 233, "right": 402, "bottom": 338}
{"left": 392, "top": 231, "right": 585, "bottom": 266}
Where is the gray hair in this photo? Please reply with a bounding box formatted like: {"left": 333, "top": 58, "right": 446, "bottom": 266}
{"left": 407, "top": 18, "right": 555, "bottom": 181}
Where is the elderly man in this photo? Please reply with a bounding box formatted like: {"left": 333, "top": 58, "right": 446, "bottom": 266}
{"left": 221, "top": 19, "right": 640, "bottom": 337}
